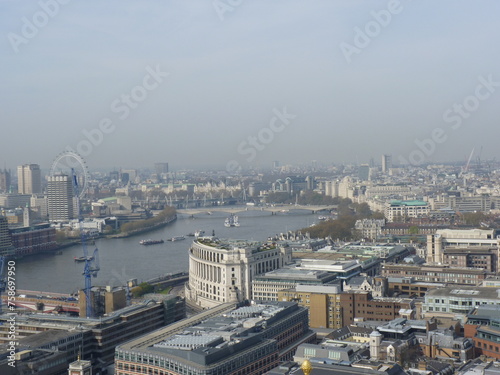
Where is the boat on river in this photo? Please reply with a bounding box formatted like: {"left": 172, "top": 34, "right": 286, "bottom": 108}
{"left": 224, "top": 214, "right": 240, "bottom": 227}
{"left": 139, "top": 239, "right": 165, "bottom": 246}
{"left": 170, "top": 236, "right": 186, "bottom": 242}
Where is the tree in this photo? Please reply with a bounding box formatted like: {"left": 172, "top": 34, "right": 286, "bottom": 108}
{"left": 304, "top": 199, "right": 386, "bottom": 240}
{"left": 408, "top": 226, "right": 419, "bottom": 235}
{"left": 371, "top": 211, "right": 386, "bottom": 220}
{"left": 353, "top": 202, "right": 372, "bottom": 218}
{"left": 120, "top": 206, "right": 176, "bottom": 233}
{"left": 462, "top": 212, "right": 490, "bottom": 227}
{"left": 103, "top": 225, "right": 114, "bottom": 234}
{"left": 131, "top": 282, "right": 155, "bottom": 297}
{"left": 55, "top": 230, "right": 67, "bottom": 243}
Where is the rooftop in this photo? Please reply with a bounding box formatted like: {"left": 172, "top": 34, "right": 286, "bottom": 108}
{"left": 389, "top": 200, "right": 428, "bottom": 207}
{"left": 254, "top": 267, "right": 336, "bottom": 282}
{"left": 117, "top": 301, "right": 300, "bottom": 366}
{"left": 426, "top": 286, "right": 500, "bottom": 299}
{"left": 195, "top": 237, "right": 276, "bottom": 252}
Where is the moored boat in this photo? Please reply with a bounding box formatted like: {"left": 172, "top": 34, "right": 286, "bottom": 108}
{"left": 140, "top": 239, "right": 165, "bottom": 245}
{"left": 74, "top": 256, "right": 94, "bottom": 262}
{"left": 224, "top": 214, "right": 240, "bottom": 227}
{"left": 170, "top": 236, "right": 185, "bottom": 241}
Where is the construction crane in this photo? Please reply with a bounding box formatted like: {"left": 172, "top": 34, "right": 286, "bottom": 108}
{"left": 463, "top": 147, "right": 475, "bottom": 174}
{"left": 0, "top": 256, "right": 5, "bottom": 314}
{"left": 72, "top": 168, "right": 100, "bottom": 318}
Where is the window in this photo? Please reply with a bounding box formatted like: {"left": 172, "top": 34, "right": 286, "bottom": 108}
{"left": 304, "top": 348, "right": 316, "bottom": 357}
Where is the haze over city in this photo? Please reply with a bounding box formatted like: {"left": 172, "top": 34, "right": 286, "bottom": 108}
{"left": 2, "top": 0, "right": 500, "bottom": 171}
{"left": 6, "top": 3, "right": 500, "bottom": 373}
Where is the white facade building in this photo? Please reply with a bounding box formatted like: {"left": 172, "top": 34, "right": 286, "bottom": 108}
{"left": 384, "top": 200, "right": 429, "bottom": 222}
{"left": 426, "top": 228, "right": 500, "bottom": 264}
{"left": 47, "top": 174, "right": 76, "bottom": 222}
{"left": 185, "top": 238, "right": 292, "bottom": 309}
{"left": 354, "top": 219, "right": 386, "bottom": 240}
{"left": 17, "top": 164, "right": 42, "bottom": 195}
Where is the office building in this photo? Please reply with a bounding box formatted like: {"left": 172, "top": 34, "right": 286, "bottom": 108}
{"left": 381, "top": 154, "right": 392, "bottom": 173}
{"left": 0, "top": 169, "right": 10, "bottom": 192}
{"left": 419, "top": 329, "right": 474, "bottom": 362}
{"left": 365, "top": 185, "right": 412, "bottom": 199}
{"left": 30, "top": 194, "right": 48, "bottom": 219}
{"left": 47, "top": 174, "right": 75, "bottom": 222}
{"left": 17, "top": 163, "right": 42, "bottom": 194}
{"left": 122, "top": 168, "right": 137, "bottom": 181}
{"left": 465, "top": 305, "right": 500, "bottom": 360}
{"left": 355, "top": 219, "right": 385, "bottom": 240}
{"left": 0, "top": 216, "right": 15, "bottom": 257}
{"left": 252, "top": 268, "right": 338, "bottom": 301}
{"left": 358, "top": 164, "right": 370, "bottom": 181}
{"left": 426, "top": 228, "right": 499, "bottom": 264}
{"left": 0, "top": 193, "right": 31, "bottom": 209}
{"left": 185, "top": 238, "right": 292, "bottom": 309}
{"left": 0, "top": 347, "right": 73, "bottom": 375}
{"left": 386, "top": 277, "right": 444, "bottom": 298}
{"left": 155, "top": 162, "right": 169, "bottom": 182}
{"left": 442, "top": 247, "right": 498, "bottom": 272}
{"left": 423, "top": 286, "right": 500, "bottom": 321}
{"left": 115, "top": 301, "right": 315, "bottom": 375}
{"left": 9, "top": 223, "right": 57, "bottom": 257}
{"left": 0, "top": 298, "right": 181, "bottom": 371}
{"left": 381, "top": 263, "right": 488, "bottom": 285}
{"left": 294, "top": 243, "right": 411, "bottom": 277}
{"left": 384, "top": 200, "right": 429, "bottom": 222}
{"left": 78, "top": 286, "right": 127, "bottom": 318}
{"left": 278, "top": 285, "right": 413, "bottom": 329}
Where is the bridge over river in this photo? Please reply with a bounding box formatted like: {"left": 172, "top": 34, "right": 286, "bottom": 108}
{"left": 177, "top": 204, "right": 337, "bottom": 216}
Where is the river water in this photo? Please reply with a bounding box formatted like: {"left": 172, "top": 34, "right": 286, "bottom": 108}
{"left": 15, "top": 209, "right": 318, "bottom": 294}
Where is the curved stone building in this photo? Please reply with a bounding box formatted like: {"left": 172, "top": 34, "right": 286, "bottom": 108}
{"left": 185, "top": 238, "right": 292, "bottom": 309}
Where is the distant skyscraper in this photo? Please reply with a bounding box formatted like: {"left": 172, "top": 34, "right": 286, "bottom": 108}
{"left": 47, "top": 174, "right": 74, "bottom": 222}
{"left": 273, "top": 160, "right": 280, "bottom": 169}
{"left": 17, "top": 164, "right": 42, "bottom": 194}
{"left": 358, "top": 164, "right": 370, "bottom": 181}
{"left": 381, "top": 154, "right": 392, "bottom": 173}
{"left": 122, "top": 169, "right": 137, "bottom": 181}
{"left": 305, "top": 175, "right": 314, "bottom": 190}
{"left": 0, "top": 169, "right": 11, "bottom": 192}
{"left": 154, "top": 162, "right": 169, "bottom": 182}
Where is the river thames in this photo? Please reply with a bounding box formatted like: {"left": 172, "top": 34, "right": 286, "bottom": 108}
{"left": 15, "top": 209, "right": 319, "bottom": 294}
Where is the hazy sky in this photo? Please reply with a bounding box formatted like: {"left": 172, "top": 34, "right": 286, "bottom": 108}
{"left": 1, "top": 0, "right": 500, "bottom": 171}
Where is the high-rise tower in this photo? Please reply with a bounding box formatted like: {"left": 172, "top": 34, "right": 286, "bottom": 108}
{"left": 47, "top": 174, "right": 74, "bottom": 222}
{"left": 381, "top": 154, "right": 392, "bottom": 173}
{"left": 17, "top": 164, "right": 42, "bottom": 194}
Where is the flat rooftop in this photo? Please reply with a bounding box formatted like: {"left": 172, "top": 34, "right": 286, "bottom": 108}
{"left": 117, "top": 302, "right": 300, "bottom": 367}
{"left": 426, "top": 286, "right": 500, "bottom": 299}
{"left": 254, "top": 267, "right": 335, "bottom": 281}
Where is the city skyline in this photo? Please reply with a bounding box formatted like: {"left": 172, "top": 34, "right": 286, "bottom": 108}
{"left": 2, "top": 1, "right": 500, "bottom": 171}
